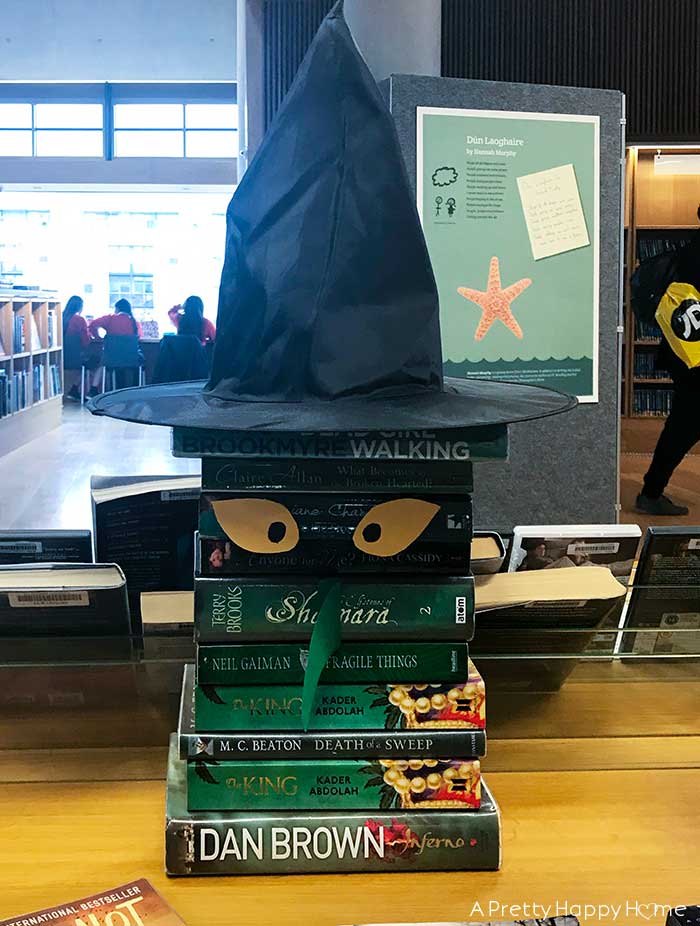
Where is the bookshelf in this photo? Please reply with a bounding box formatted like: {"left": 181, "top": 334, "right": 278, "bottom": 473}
{"left": 623, "top": 147, "right": 700, "bottom": 420}
{"left": 0, "top": 293, "right": 62, "bottom": 458}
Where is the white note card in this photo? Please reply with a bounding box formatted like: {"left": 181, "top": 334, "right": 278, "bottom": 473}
{"left": 516, "top": 163, "right": 590, "bottom": 261}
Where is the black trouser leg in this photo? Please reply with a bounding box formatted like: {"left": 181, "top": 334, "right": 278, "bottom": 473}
{"left": 643, "top": 386, "right": 700, "bottom": 498}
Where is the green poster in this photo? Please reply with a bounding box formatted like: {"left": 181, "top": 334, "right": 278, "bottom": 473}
{"left": 417, "top": 107, "right": 599, "bottom": 401}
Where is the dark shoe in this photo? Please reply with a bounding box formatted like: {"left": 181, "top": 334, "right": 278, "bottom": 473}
{"left": 66, "top": 385, "right": 80, "bottom": 401}
{"left": 88, "top": 386, "right": 99, "bottom": 398}
{"left": 635, "top": 493, "right": 689, "bottom": 516}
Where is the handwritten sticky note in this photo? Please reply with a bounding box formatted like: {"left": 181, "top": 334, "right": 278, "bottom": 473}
{"left": 516, "top": 163, "right": 590, "bottom": 260}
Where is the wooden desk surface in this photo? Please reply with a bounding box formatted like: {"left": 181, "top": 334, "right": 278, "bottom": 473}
{"left": 0, "top": 768, "right": 696, "bottom": 926}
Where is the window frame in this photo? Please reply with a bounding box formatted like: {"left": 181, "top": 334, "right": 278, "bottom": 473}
{"left": 0, "top": 83, "right": 238, "bottom": 161}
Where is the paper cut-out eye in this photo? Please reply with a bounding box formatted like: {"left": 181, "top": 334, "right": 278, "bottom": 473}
{"left": 353, "top": 499, "right": 440, "bottom": 557}
{"left": 211, "top": 499, "right": 300, "bottom": 553}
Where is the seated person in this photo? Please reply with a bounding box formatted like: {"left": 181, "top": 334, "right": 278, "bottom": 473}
{"left": 89, "top": 298, "right": 144, "bottom": 388}
{"left": 89, "top": 298, "right": 143, "bottom": 339}
{"left": 62, "top": 295, "right": 101, "bottom": 399}
{"left": 168, "top": 295, "right": 215, "bottom": 345}
{"left": 152, "top": 310, "right": 210, "bottom": 384}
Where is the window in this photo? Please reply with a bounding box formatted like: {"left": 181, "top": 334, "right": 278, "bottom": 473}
{"left": 113, "top": 102, "right": 238, "bottom": 159}
{"left": 109, "top": 272, "right": 154, "bottom": 310}
{"left": 0, "top": 102, "right": 103, "bottom": 157}
{"left": 0, "top": 86, "right": 237, "bottom": 161}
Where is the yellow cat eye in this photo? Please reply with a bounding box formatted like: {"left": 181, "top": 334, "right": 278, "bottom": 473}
{"left": 352, "top": 499, "right": 441, "bottom": 557}
{"left": 211, "top": 498, "right": 300, "bottom": 553}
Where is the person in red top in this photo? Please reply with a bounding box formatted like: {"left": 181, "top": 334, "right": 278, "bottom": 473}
{"left": 168, "top": 295, "right": 216, "bottom": 345}
{"left": 63, "top": 295, "right": 93, "bottom": 400}
{"left": 89, "top": 298, "right": 143, "bottom": 339}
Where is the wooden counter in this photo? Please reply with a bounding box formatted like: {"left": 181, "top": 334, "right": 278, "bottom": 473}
{"left": 0, "top": 766, "right": 696, "bottom": 926}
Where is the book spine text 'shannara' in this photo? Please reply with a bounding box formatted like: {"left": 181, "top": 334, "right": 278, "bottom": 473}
{"left": 194, "top": 576, "right": 475, "bottom": 642}
{"left": 187, "top": 757, "right": 481, "bottom": 812}
{"left": 197, "top": 643, "right": 469, "bottom": 686}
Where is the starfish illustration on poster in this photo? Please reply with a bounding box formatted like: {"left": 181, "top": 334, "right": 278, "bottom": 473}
{"left": 417, "top": 107, "right": 600, "bottom": 402}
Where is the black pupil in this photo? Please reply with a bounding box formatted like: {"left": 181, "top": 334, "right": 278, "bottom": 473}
{"left": 268, "top": 521, "right": 287, "bottom": 543}
{"left": 362, "top": 522, "right": 381, "bottom": 543}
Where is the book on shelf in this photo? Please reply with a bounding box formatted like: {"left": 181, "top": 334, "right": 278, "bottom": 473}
{"left": 0, "top": 562, "right": 133, "bottom": 662}
{"left": 165, "top": 736, "right": 501, "bottom": 875}
{"left": 12, "top": 313, "right": 25, "bottom": 353}
{"left": 507, "top": 523, "right": 641, "bottom": 584}
{"left": 47, "top": 307, "right": 56, "bottom": 347}
{"left": 621, "top": 527, "right": 700, "bottom": 656}
{"left": 0, "top": 879, "right": 187, "bottom": 926}
{"left": 30, "top": 312, "right": 41, "bottom": 351}
{"left": 92, "top": 474, "right": 200, "bottom": 627}
{"left": 0, "top": 529, "right": 93, "bottom": 564}
{"left": 633, "top": 387, "right": 673, "bottom": 416}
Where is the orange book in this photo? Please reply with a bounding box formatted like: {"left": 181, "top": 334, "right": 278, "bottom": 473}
{"left": 0, "top": 880, "right": 185, "bottom": 926}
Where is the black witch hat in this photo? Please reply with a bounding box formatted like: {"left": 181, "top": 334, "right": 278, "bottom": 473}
{"left": 89, "top": 1, "right": 575, "bottom": 431}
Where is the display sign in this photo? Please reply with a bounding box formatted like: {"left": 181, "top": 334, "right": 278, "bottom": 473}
{"left": 417, "top": 107, "right": 600, "bottom": 401}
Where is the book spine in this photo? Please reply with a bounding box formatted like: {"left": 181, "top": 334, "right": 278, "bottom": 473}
{"left": 171, "top": 426, "right": 508, "bottom": 461}
{"left": 199, "top": 536, "right": 470, "bottom": 576}
{"left": 201, "top": 457, "right": 473, "bottom": 493}
{"left": 194, "top": 677, "right": 486, "bottom": 732}
{"left": 194, "top": 576, "right": 475, "bottom": 642}
{"left": 187, "top": 757, "right": 481, "bottom": 812}
{"left": 197, "top": 643, "right": 469, "bottom": 686}
{"left": 165, "top": 805, "right": 501, "bottom": 875}
{"left": 183, "top": 729, "right": 486, "bottom": 760}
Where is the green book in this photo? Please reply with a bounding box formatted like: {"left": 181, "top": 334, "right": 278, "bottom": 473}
{"left": 172, "top": 426, "right": 507, "bottom": 461}
{"left": 181, "top": 665, "right": 487, "bottom": 756}
{"left": 197, "top": 642, "right": 469, "bottom": 686}
{"left": 187, "top": 756, "right": 481, "bottom": 812}
{"left": 194, "top": 661, "right": 486, "bottom": 732}
{"left": 166, "top": 737, "right": 501, "bottom": 875}
{"left": 194, "top": 575, "right": 475, "bottom": 643}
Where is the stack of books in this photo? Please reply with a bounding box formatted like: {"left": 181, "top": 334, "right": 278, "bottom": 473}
{"left": 166, "top": 427, "right": 503, "bottom": 875}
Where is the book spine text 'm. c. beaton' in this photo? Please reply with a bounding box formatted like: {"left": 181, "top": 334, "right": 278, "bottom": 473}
{"left": 194, "top": 576, "right": 475, "bottom": 642}
{"left": 187, "top": 757, "right": 481, "bottom": 812}
{"left": 197, "top": 643, "right": 469, "bottom": 685}
{"left": 182, "top": 729, "right": 487, "bottom": 760}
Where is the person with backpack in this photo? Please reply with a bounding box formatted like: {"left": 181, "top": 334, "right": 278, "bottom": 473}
{"left": 632, "top": 208, "right": 700, "bottom": 516}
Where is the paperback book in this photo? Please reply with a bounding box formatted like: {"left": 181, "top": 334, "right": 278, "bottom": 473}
{"left": 194, "top": 574, "right": 475, "bottom": 642}
{"left": 0, "top": 879, "right": 186, "bottom": 926}
{"left": 172, "top": 425, "right": 508, "bottom": 461}
{"left": 0, "top": 530, "right": 93, "bottom": 564}
{"left": 179, "top": 665, "right": 486, "bottom": 757}
{"left": 187, "top": 755, "right": 481, "bottom": 812}
{"left": 193, "top": 663, "right": 486, "bottom": 732}
{"left": 165, "top": 737, "right": 501, "bottom": 875}
{"left": 92, "top": 475, "right": 200, "bottom": 625}
{"left": 0, "top": 563, "right": 130, "bottom": 638}
{"left": 198, "top": 642, "right": 469, "bottom": 686}
{"left": 202, "top": 456, "right": 474, "bottom": 493}
{"left": 622, "top": 527, "right": 700, "bottom": 656}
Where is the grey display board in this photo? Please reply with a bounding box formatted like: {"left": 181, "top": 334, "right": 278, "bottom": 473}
{"left": 386, "top": 75, "right": 624, "bottom": 527}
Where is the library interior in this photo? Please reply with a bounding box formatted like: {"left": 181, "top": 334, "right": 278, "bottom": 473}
{"left": 1, "top": 3, "right": 700, "bottom": 925}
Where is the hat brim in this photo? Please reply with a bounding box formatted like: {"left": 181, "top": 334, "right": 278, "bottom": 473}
{"left": 88, "top": 378, "right": 576, "bottom": 431}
